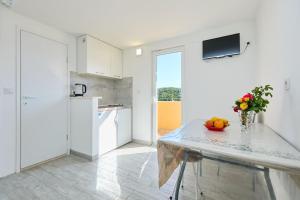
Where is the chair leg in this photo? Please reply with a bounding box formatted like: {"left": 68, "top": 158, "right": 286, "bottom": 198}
{"left": 181, "top": 172, "right": 184, "bottom": 189}
{"left": 169, "top": 161, "right": 185, "bottom": 200}
{"left": 175, "top": 152, "right": 189, "bottom": 200}
{"left": 180, "top": 162, "right": 184, "bottom": 189}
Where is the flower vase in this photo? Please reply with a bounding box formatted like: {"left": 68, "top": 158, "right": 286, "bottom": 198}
{"left": 238, "top": 111, "right": 255, "bottom": 132}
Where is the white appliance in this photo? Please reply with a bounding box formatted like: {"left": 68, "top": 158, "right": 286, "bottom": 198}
{"left": 74, "top": 83, "right": 87, "bottom": 96}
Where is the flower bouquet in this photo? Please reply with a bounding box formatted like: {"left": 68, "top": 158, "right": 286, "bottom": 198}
{"left": 233, "top": 85, "right": 273, "bottom": 132}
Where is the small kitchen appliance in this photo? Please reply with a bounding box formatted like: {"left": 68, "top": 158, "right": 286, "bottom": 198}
{"left": 74, "top": 83, "right": 87, "bottom": 96}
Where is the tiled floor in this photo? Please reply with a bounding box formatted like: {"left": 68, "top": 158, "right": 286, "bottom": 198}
{"left": 0, "top": 143, "right": 270, "bottom": 200}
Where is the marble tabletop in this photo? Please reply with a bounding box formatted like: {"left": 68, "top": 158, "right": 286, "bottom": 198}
{"left": 159, "top": 119, "right": 300, "bottom": 173}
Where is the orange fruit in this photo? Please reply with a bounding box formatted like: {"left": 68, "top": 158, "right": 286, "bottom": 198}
{"left": 211, "top": 117, "right": 219, "bottom": 122}
{"left": 222, "top": 119, "right": 229, "bottom": 127}
{"left": 206, "top": 120, "right": 214, "bottom": 127}
{"left": 214, "top": 120, "right": 224, "bottom": 129}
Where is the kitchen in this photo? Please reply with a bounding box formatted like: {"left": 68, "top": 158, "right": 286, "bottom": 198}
{"left": 70, "top": 35, "right": 133, "bottom": 160}
{"left": 1, "top": 1, "right": 300, "bottom": 199}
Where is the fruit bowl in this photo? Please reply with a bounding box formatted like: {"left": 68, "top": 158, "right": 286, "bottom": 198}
{"left": 204, "top": 117, "right": 229, "bottom": 132}
{"left": 204, "top": 124, "right": 225, "bottom": 132}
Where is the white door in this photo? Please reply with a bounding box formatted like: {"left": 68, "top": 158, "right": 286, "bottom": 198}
{"left": 152, "top": 47, "right": 184, "bottom": 144}
{"left": 21, "top": 31, "right": 68, "bottom": 169}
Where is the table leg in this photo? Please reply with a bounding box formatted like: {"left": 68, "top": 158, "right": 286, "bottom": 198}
{"left": 198, "top": 160, "right": 202, "bottom": 177}
{"left": 196, "top": 162, "right": 199, "bottom": 200}
{"left": 252, "top": 171, "right": 256, "bottom": 192}
{"left": 175, "top": 151, "right": 189, "bottom": 200}
{"left": 197, "top": 161, "right": 204, "bottom": 197}
{"left": 264, "top": 168, "right": 276, "bottom": 200}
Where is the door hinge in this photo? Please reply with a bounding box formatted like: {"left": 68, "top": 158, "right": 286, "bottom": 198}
{"left": 66, "top": 134, "right": 69, "bottom": 141}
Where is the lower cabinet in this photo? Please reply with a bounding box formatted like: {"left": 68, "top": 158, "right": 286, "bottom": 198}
{"left": 98, "top": 108, "right": 132, "bottom": 156}
{"left": 70, "top": 97, "right": 101, "bottom": 160}
{"left": 117, "top": 108, "right": 132, "bottom": 147}
{"left": 70, "top": 97, "right": 132, "bottom": 159}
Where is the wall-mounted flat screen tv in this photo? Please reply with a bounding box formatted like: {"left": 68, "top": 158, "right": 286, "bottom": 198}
{"left": 202, "top": 33, "right": 240, "bottom": 60}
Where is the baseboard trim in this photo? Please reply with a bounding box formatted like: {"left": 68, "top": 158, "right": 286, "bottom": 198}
{"left": 21, "top": 154, "right": 67, "bottom": 171}
{"left": 70, "top": 149, "right": 98, "bottom": 161}
{"left": 132, "top": 139, "right": 152, "bottom": 146}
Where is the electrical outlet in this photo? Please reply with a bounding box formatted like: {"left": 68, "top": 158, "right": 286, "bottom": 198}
{"left": 284, "top": 78, "right": 291, "bottom": 91}
{"left": 3, "top": 88, "right": 14, "bottom": 95}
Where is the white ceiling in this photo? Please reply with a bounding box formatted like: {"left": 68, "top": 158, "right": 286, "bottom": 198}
{"left": 11, "top": 0, "right": 259, "bottom": 49}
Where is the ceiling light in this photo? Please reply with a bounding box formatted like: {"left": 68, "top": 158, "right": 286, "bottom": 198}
{"left": 136, "top": 48, "right": 142, "bottom": 56}
{"left": 1, "top": 0, "right": 14, "bottom": 7}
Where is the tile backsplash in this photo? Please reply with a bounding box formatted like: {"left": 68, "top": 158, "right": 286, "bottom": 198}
{"left": 70, "top": 72, "right": 132, "bottom": 106}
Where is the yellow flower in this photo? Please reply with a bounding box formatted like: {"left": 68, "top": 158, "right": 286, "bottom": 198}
{"left": 238, "top": 98, "right": 243, "bottom": 103}
{"left": 244, "top": 97, "right": 250, "bottom": 102}
{"left": 240, "top": 102, "right": 248, "bottom": 110}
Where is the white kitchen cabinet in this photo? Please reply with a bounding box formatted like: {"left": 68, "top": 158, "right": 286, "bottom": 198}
{"left": 110, "top": 46, "right": 123, "bottom": 79}
{"left": 70, "top": 97, "right": 102, "bottom": 160}
{"left": 98, "top": 109, "right": 118, "bottom": 155}
{"left": 77, "top": 35, "right": 122, "bottom": 79}
{"left": 98, "top": 107, "right": 132, "bottom": 155}
{"left": 117, "top": 108, "right": 132, "bottom": 147}
{"left": 71, "top": 100, "right": 132, "bottom": 159}
{"left": 87, "top": 37, "right": 110, "bottom": 76}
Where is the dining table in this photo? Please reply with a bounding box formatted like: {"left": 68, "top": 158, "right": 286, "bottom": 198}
{"left": 157, "top": 119, "right": 300, "bottom": 200}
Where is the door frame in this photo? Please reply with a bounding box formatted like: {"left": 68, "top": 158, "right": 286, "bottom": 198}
{"left": 16, "top": 27, "right": 70, "bottom": 172}
{"left": 151, "top": 46, "right": 185, "bottom": 144}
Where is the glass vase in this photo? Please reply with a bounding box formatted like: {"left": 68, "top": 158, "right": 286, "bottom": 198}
{"left": 238, "top": 111, "right": 255, "bottom": 132}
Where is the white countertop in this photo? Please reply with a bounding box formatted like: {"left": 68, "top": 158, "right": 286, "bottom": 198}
{"left": 159, "top": 119, "right": 300, "bottom": 173}
{"left": 70, "top": 96, "right": 102, "bottom": 99}
{"left": 98, "top": 105, "right": 132, "bottom": 111}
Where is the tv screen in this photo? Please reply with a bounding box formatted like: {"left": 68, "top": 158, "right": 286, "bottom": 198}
{"left": 202, "top": 33, "right": 240, "bottom": 60}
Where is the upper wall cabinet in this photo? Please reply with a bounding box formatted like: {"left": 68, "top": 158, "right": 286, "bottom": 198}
{"left": 109, "top": 46, "right": 123, "bottom": 79}
{"left": 77, "top": 35, "right": 123, "bottom": 79}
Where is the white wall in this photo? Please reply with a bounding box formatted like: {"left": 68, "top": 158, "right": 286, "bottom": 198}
{"left": 257, "top": 0, "right": 300, "bottom": 199}
{"left": 257, "top": 0, "right": 300, "bottom": 150}
{"left": 0, "top": 5, "right": 76, "bottom": 177}
{"left": 123, "top": 20, "right": 257, "bottom": 143}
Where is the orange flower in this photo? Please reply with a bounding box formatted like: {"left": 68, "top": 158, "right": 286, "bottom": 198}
{"left": 243, "top": 97, "right": 250, "bottom": 102}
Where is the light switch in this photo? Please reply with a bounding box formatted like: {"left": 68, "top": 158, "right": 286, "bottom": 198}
{"left": 284, "top": 78, "right": 291, "bottom": 91}
{"left": 3, "top": 88, "right": 14, "bottom": 95}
